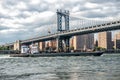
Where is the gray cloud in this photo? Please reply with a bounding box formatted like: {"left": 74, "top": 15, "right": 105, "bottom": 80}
{"left": 89, "top": 0, "right": 120, "bottom": 3}
{"left": 0, "top": 26, "right": 9, "bottom": 30}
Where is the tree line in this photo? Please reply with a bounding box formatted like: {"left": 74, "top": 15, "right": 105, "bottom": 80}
{"left": 0, "top": 46, "right": 9, "bottom": 50}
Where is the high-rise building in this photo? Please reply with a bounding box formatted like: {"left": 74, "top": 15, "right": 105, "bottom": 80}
{"left": 98, "top": 31, "right": 112, "bottom": 49}
{"left": 70, "top": 37, "right": 74, "bottom": 47}
{"left": 44, "top": 40, "right": 57, "bottom": 50}
{"left": 50, "top": 40, "right": 56, "bottom": 48}
{"left": 71, "top": 34, "right": 94, "bottom": 51}
{"left": 114, "top": 32, "right": 120, "bottom": 49}
{"left": 39, "top": 42, "right": 45, "bottom": 51}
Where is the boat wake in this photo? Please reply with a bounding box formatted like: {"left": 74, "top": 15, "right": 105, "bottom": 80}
{"left": 0, "top": 55, "right": 11, "bottom": 59}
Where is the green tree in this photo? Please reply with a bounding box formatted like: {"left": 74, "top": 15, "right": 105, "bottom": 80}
{"left": 0, "top": 46, "right": 9, "bottom": 50}
{"left": 70, "top": 46, "right": 74, "bottom": 50}
{"left": 94, "top": 46, "right": 106, "bottom": 51}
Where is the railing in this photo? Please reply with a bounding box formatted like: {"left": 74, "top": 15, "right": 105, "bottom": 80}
{"left": 21, "top": 20, "right": 120, "bottom": 43}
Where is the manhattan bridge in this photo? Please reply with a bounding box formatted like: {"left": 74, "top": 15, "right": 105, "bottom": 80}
{"left": 3, "top": 9, "right": 120, "bottom": 52}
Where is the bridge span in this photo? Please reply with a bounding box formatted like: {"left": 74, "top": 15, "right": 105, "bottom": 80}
{"left": 2, "top": 9, "right": 120, "bottom": 52}
{"left": 21, "top": 20, "right": 120, "bottom": 44}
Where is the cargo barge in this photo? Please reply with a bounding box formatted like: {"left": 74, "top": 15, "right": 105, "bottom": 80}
{"left": 10, "top": 51, "right": 103, "bottom": 57}
{"left": 10, "top": 44, "right": 103, "bottom": 57}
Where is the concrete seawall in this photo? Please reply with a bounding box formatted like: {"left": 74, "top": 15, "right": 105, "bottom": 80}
{"left": 0, "top": 50, "right": 19, "bottom": 54}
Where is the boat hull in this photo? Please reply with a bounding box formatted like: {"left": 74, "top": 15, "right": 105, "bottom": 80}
{"left": 10, "top": 52, "right": 103, "bottom": 57}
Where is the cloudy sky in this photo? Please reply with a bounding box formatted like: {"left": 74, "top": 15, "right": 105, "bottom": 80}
{"left": 0, "top": 0, "right": 120, "bottom": 44}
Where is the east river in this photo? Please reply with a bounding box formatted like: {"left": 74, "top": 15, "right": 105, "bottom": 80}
{"left": 0, "top": 53, "right": 120, "bottom": 80}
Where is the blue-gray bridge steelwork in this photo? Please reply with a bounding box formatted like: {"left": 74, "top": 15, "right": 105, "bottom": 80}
{"left": 21, "top": 20, "right": 120, "bottom": 43}
{"left": 3, "top": 9, "right": 120, "bottom": 52}
{"left": 56, "top": 9, "right": 70, "bottom": 52}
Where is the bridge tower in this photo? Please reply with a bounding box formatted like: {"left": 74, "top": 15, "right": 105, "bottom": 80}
{"left": 57, "top": 9, "right": 69, "bottom": 31}
{"left": 56, "top": 9, "right": 70, "bottom": 52}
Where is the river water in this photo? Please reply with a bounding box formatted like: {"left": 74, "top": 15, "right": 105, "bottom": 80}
{"left": 0, "top": 53, "right": 120, "bottom": 80}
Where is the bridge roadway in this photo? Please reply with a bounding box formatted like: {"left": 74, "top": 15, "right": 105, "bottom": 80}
{"left": 21, "top": 20, "right": 120, "bottom": 44}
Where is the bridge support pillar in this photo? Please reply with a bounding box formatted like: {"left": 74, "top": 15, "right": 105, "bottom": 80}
{"left": 64, "top": 37, "right": 70, "bottom": 52}
{"left": 56, "top": 36, "right": 70, "bottom": 52}
{"left": 56, "top": 37, "right": 63, "bottom": 52}
{"left": 14, "top": 40, "right": 21, "bottom": 51}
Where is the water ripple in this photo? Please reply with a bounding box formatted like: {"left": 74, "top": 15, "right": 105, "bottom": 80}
{"left": 0, "top": 54, "right": 120, "bottom": 80}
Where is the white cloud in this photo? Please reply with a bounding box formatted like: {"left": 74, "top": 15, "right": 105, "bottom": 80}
{"left": 16, "top": 1, "right": 27, "bottom": 10}
{"left": 85, "top": 2, "right": 99, "bottom": 9}
{"left": 72, "top": 6, "right": 80, "bottom": 12}
{"left": 0, "top": 4, "right": 9, "bottom": 15}
{"left": 0, "top": 29, "right": 22, "bottom": 34}
{"left": 29, "top": 0, "right": 41, "bottom": 5}
{"left": 44, "top": 0, "right": 57, "bottom": 4}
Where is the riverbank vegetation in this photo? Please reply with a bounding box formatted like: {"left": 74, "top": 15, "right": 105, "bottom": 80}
{"left": 0, "top": 46, "right": 9, "bottom": 50}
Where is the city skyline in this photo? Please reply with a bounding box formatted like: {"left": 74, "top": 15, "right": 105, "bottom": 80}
{"left": 0, "top": 0, "right": 120, "bottom": 45}
{"left": 0, "top": 1, "right": 120, "bottom": 80}
{"left": 71, "top": 34, "right": 94, "bottom": 51}
{"left": 98, "top": 31, "right": 112, "bottom": 49}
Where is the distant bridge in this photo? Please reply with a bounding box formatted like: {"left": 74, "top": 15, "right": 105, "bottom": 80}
{"left": 2, "top": 9, "right": 120, "bottom": 52}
